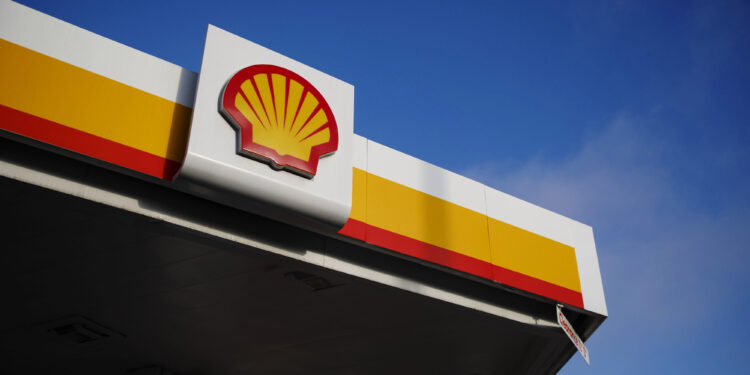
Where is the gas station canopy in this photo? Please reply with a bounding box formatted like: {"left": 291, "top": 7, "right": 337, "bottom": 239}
{"left": 0, "top": 2, "right": 606, "bottom": 374}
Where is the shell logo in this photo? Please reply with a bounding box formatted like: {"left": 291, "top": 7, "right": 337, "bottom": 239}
{"left": 220, "top": 64, "right": 338, "bottom": 178}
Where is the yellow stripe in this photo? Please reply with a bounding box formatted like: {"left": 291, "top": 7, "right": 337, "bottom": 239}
{"left": 350, "top": 168, "right": 368, "bottom": 222}
{"left": 365, "top": 171, "right": 493, "bottom": 263}
{"left": 488, "top": 218, "right": 581, "bottom": 292}
{"left": 0, "top": 38, "right": 190, "bottom": 162}
{"left": 355, "top": 168, "right": 581, "bottom": 292}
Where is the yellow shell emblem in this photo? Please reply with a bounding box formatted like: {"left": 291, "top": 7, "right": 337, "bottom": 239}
{"left": 220, "top": 64, "right": 338, "bottom": 178}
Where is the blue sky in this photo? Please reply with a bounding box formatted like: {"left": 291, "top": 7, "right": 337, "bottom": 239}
{"left": 15, "top": 0, "right": 750, "bottom": 373}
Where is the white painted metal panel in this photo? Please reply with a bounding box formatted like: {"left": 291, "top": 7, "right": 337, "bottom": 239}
{"left": 352, "top": 134, "right": 368, "bottom": 170}
{"left": 178, "top": 25, "right": 354, "bottom": 229}
{"left": 568, "top": 221, "right": 608, "bottom": 315}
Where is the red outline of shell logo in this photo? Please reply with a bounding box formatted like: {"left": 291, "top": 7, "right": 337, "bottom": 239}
{"left": 220, "top": 65, "right": 338, "bottom": 178}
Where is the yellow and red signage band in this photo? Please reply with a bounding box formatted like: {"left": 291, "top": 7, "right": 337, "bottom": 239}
{"left": 0, "top": 39, "right": 190, "bottom": 180}
{"left": 339, "top": 170, "right": 583, "bottom": 308}
{"left": 0, "top": 38, "right": 584, "bottom": 309}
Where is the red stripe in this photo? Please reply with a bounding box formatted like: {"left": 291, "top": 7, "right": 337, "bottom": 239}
{"left": 339, "top": 218, "right": 584, "bottom": 308}
{"left": 338, "top": 216, "right": 368, "bottom": 240}
{"left": 491, "top": 264, "right": 584, "bottom": 308}
{"left": 366, "top": 222, "right": 494, "bottom": 280}
{"left": 0, "top": 104, "right": 181, "bottom": 180}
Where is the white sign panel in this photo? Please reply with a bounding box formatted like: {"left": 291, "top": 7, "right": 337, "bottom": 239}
{"left": 557, "top": 304, "right": 590, "bottom": 365}
{"left": 177, "top": 25, "right": 354, "bottom": 229}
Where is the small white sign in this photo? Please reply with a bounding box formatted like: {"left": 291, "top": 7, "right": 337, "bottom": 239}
{"left": 557, "top": 304, "right": 590, "bottom": 365}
